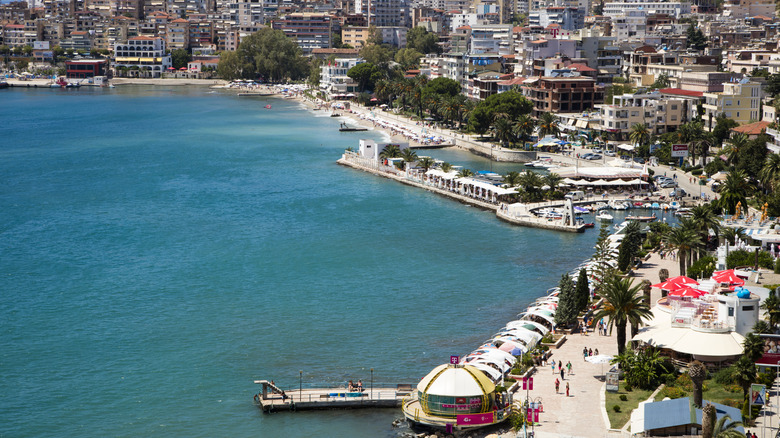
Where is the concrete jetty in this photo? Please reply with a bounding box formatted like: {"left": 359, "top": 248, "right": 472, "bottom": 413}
{"left": 254, "top": 380, "right": 412, "bottom": 412}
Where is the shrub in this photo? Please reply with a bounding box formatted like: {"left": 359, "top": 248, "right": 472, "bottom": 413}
{"left": 612, "top": 405, "right": 621, "bottom": 413}
{"left": 624, "top": 384, "right": 633, "bottom": 392}
{"left": 724, "top": 384, "right": 742, "bottom": 393}
{"left": 713, "top": 367, "right": 734, "bottom": 385}
{"left": 775, "top": 258, "right": 780, "bottom": 274}
{"left": 619, "top": 394, "right": 628, "bottom": 401}
{"left": 687, "top": 256, "right": 717, "bottom": 280}
{"left": 726, "top": 249, "right": 774, "bottom": 269}
{"left": 691, "top": 169, "right": 703, "bottom": 176}
{"left": 722, "top": 398, "right": 742, "bottom": 408}
{"left": 663, "top": 373, "right": 678, "bottom": 386}
{"left": 661, "top": 386, "right": 686, "bottom": 399}
{"left": 676, "top": 373, "right": 694, "bottom": 392}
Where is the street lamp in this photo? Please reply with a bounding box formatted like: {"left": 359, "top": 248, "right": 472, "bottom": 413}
{"left": 299, "top": 370, "right": 303, "bottom": 401}
{"left": 370, "top": 368, "right": 374, "bottom": 399}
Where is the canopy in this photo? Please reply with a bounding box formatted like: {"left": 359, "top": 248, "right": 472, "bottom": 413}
{"left": 466, "top": 362, "right": 503, "bottom": 381}
{"left": 617, "top": 143, "right": 636, "bottom": 151}
{"left": 505, "top": 319, "right": 549, "bottom": 335}
{"left": 711, "top": 269, "right": 745, "bottom": 286}
{"left": 667, "top": 286, "right": 705, "bottom": 298}
{"left": 652, "top": 276, "right": 698, "bottom": 290}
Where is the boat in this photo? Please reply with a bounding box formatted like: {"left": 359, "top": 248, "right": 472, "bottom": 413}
{"left": 0, "top": 81, "right": 8, "bottom": 89}
{"left": 339, "top": 122, "right": 368, "bottom": 132}
{"left": 596, "top": 211, "right": 614, "bottom": 222}
{"left": 525, "top": 160, "right": 539, "bottom": 167}
{"left": 264, "top": 104, "right": 272, "bottom": 109}
{"left": 609, "top": 200, "right": 629, "bottom": 210}
{"left": 625, "top": 215, "right": 657, "bottom": 222}
{"left": 593, "top": 202, "right": 609, "bottom": 211}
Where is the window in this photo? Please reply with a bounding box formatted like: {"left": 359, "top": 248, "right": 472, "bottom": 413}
{"left": 728, "top": 307, "right": 734, "bottom": 317}
{"left": 671, "top": 104, "right": 677, "bottom": 110}
{"left": 743, "top": 305, "right": 754, "bottom": 311}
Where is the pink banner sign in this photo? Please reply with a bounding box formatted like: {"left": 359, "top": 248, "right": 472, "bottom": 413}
{"left": 457, "top": 412, "right": 494, "bottom": 426}
{"left": 450, "top": 355, "right": 459, "bottom": 364}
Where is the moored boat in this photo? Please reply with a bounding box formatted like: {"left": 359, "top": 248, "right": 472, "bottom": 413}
{"left": 625, "top": 215, "right": 657, "bottom": 222}
{"left": 596, "top": 211, "right": 614, "bottom": 222}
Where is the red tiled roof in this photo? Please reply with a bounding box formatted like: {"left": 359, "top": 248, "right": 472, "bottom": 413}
{"left": 568, "top": 63, "right": 595, "bottom": 72}
{"left": 546, "top": 23, "right": 561, "bottom": 28}
{"left": 498, "top": 77, "right": 525, "bottom": 86}
{"left": 456, "top": 25, "right": 471, "bottom": 30}
{"left": 731, "top": 120, "right": 770, "bottom": 135}
{"left": 171, "top": 18, "right": 188, "bottom": 23}
{"left": 513, "top": 26, "right": 523, "bottom": 32}
{"left": 659, "top": 88, "right": 704, "bottom": 97}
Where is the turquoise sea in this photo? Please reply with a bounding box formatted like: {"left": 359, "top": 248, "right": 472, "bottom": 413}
{"left": 0, "top": 86, "right": 667, "bottom": 437}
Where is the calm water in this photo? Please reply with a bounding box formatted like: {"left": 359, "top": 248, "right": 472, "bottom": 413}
{"left": 0, "top": 86, "right": 658, "bottom": 437}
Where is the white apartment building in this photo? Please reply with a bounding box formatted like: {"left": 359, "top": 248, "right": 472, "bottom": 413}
{"left": 599, "top": 91, "right": 693, "bottom": 139}
{"left": 355, "top": 0, "right": 410, "bottom": 27}
{"left": 469, "top": 24, "right": 514, "bottom": 55}
{"left": 320, "top": 58, "right": 364, "bottom": 97}
{"left": 113, "top": 36, "right": 172, "bottom": 78}
{"left": 723, "top": 0, "right": 774, "bottom": 19}
{"left": 703, "top": 78, "right": 762, "bottom": 131}
{"left": 602, "top": 0, "right": 690, "bottom": 19}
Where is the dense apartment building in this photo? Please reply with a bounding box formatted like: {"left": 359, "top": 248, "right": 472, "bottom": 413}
{"left": 319, "top": 57, "right": 363, "bottom": 97}
{"left": 703, "top": 78, "right": 762, "bottom": 131}
{"left": 598, "top": 91, "right": 695, "bottom": 140}
{"left": 522, "top": 75, "right": 605, "bottom": 118}
{"left": 113, "top": 35, "right": 171, "bottom": 77}
{"left": 271, "top": 13, "right": 331, "bottom": 54}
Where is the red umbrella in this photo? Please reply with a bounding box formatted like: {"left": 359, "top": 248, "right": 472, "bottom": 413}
{"left": 712, "top": 269, "right": 745, "bottom": 286}
{"left": 179, "top": 67, "right": 187, "bottom": 70}
{"left": 167, "top": 67, "right": 175, "bottom": 70}
{"left": 667, "top": 285, "right": 705, "bottom": 298}
{"left": 652, "top": 276, "right": 699, "bottom": 290}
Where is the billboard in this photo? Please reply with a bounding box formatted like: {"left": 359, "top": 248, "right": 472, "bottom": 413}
{"left": 751, "top": 384, "right": 766, "bottom": 406}
{"left": 33, "top": 41, "right": 50, "bottom": 50}
{"left": 755, "top": 334, "right": 780, "bottom": 366}
{"left": 606, "top": 371, "right": 619, "bottom": 392}
{"left": 456, "top": 412, "right": 494, "bottom": 426}
{"left": 671, "top": 144, "right": 689, "bottom": 158}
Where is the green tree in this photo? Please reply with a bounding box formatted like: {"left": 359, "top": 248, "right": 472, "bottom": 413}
{"left": 663, "top": 223, "right": 702, "bottom": 276}
{"left": 423, "top": 77, "right": 461, "bottom": 97}
{"left": 743, "top": 333, "right": 764, "bottom": 362}
{"left": 554, "top": 274, "right": 578, "bottom": 328}
{"left": 216, "top": 50, "right": 249, "bottom": 80}
{"left": 347, "top": 62, "right": 383, "bottom": 92}
{"left": 360, "top": 44, "right": 393, "bottom": 67}
{"left": 518, "top": 170, "right": 544, "bottom": 202}
{"left": 468, "top": 106, "right": 493, "bottom": 136}
{"left": 760, "top": 153, "right": 780, "bottom": 193}
{"left": 710, "top": 414, "right": 744, "bottom": 438}
{"left": 718, "top": 170, "right": 752, "bottom": 215}
{"left": 400, "top": 148, "right": 418, "bottom": 165}
{"left": 379, "top": 144, "right": 401, "bottom": 159}
{"left": 406, "top": 27, "right": 442, "bottom": 54}
{"left": 711, "top": 115, "right": 740, "bottom": 147}
{"left": 629, "top": 123, "right": 651, "bottom": 148}
{"left": 617, "top": 221, "right": 642, "bottom": 273}
{"left": 686, "top": 23, "right": 707, "bottom": 50}
{"left": 457, "top": 168, "right": 474, "bottom": 178}
{"left": 736, "top": 134, "right": 769, "bottom": 178}
{"left": 761, "top": 291, "right": 780, "bottom": 330}
{"left": 394, "top": 48, "right": 423, "bottom": 71}
{"left": 593, "top": 276, "right": 652, "bottom": 354}
{"left": 492, "top": 117, "right": 515, "bottom": 147}
{"left": 537, "top": 112, "right": 560, "bottom": 138}
{"left": 417, "top": 156, "right": 436, "bottom": 171}
{"left": 690, "top": 204, "right": 720, "bottom": 260}
{"left": 651, "top": 73, "right": 670, "bottom": 89}
{"left": 171, "top": 48, "right": 192, "bottom": 69}
{"left": 219, "top": 28, "right": 309, "bottom": 82}
{"left": 575, "top": 268, "right": 590, "bottom": 313}
{"left": 513, "top": 114, "right": 535, "bottom": 148}
{"left": 504, "top": 171, "right": 522, "bottom": 187}
{"left": 730, "top": 355, "right": 757, "bottom": 400}
{"left": 690, "top": 361, "right": 707, "bottom": 407}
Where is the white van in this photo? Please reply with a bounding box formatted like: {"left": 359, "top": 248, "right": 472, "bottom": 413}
{"left": 564, "top": 191, "right": 585, "bottom": 201}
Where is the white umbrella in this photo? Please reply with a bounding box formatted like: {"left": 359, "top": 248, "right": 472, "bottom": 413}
{"left": 586, "top": 354, "right": 614, "bottom": 376}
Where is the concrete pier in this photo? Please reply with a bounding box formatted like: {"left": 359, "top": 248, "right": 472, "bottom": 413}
{"left": 254, "top": 380, "right": 412, "bottom": 412}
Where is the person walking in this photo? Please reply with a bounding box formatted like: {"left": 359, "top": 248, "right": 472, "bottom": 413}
{"left": 551, "top": 359, "right": 556, "bottom": 374}
{"left": 566, "top": 382, "right": 570, "bottom": 397}
{"left": 566, "top": 361, "right": 572, "bottom": 375}
{"left": 555, "top": 378, "right": 560, "bottom": 393}
{"left": 560, "top": 367, "right": 565, "bottom": 381}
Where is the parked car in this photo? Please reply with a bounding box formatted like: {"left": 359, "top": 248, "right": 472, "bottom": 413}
{"left": 581, "top": 153, "right": 594, "bottom": 160}
{"left": 593, "top": 148, "right": 602, "bottom": 153}
{"left": 633, "top": 157, "right": 645, "bottom": 164}
{"left": 588, "top": 154, "right": 602, "bottom": 160}
{"left": 660, "top": 180, "right": 678, "bottom": 188}
{"left": 565, "top": 190, "right": 586, "bottom": 201}
{"left": 605, "top": 150, "right": 616, "bottom": 157}
{"left": 671, "top": 188, "right": 687, "bottom": 198}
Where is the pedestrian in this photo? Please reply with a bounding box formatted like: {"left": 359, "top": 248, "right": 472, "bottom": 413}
{"left": 558, "top": 361, "right": 562, "bottom": 372}
{"left": 567, "top": 361, "right": 572, "bottom": 375}
{"left": 589, "top": 348, "right": 593, "bottom": 356}
{"left": 583, "top": 347, "right": 588, "bottom": 361}
{"left": 595, "top": 348, "right": 599, "bottom": 356}
{"left": 555, "top": 378, "right": 560, "bottom": 393}
{"left": 566, "top": 382, "right": 570, "bottom": 397}
{"left": 551, "top": 359, "right": 556, "bottom": 374}
{"left": 560, "top": 368, "right": 565, "bottom": 381}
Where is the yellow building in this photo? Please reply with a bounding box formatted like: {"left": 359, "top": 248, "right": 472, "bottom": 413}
{"left": 703, "top": 78, "right": 762, "bottom": 131}
{"left": 342, "top": 26, "right": 371, "bottom": 49}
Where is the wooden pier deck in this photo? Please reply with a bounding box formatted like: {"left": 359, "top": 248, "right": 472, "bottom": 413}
{"left": 254, "top": 380, "right": 413, "bottom": 412}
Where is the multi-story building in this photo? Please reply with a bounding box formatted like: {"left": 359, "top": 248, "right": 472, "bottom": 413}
{"left": 3, "top": 24, "right": 29, "bottom": 47}
{"left": 167, "top": 17, "right": 189, "bottom": 50}
{"left": 113, "top": 35, "right": 171, "bottom": 77}
{"left": 341, "top": 26, "right": 370, "bottom": 49}
{"left": 469, "top": 24, "right": 513, "bottom": 55}
{"left": 522, "top": 75, "right": 605, "bottom": 118}
{"left": 60, "top": 30, "right": 93, "bottom": 50}
{"left": 703, "top": 78, "right": 762, "bottom": 131}
{"left": 271, "top": 13, "right": 331, "bottom": 54}
{"left": 188, "top": 19, "right": 214, "bottom": 49}
{"left": 319, "top": 57, "right": 363, "bottom": 97}
{"left": 528, "top": 6, "right": 584, "bottom": 32}
{"left": 722, "top": 0, "right": 774, "bottom": 19}
{"left": 602, "top": 0, "right": 690, "bottom": 19}
{"left": 355, "top": 0, "right": 409, "bottom": 27}
{"left": 598, "top": 91, "right": 694, "bottom": 140}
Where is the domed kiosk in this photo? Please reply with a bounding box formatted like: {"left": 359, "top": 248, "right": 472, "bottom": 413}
{"left": 402, "top": 363, "right": 511, "bottom": 431}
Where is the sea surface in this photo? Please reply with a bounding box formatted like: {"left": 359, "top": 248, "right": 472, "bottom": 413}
{"left": 0, "top": 86, "right": 674, "bottom": 437}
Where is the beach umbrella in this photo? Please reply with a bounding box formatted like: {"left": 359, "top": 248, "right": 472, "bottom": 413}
{"left": 667, "top": 285, "right": 705, "bottom": 298}
{"left": 651, "top": 276, "right": 698, "bottom": 290}
{"left": 167, "top": 67, "right": 175, "bottom": 70}
{"left": 712, "top": 269, "right": 745, "bottom": 286}
{"left": 586, "top": 354, "right": 614, "bottom": 376}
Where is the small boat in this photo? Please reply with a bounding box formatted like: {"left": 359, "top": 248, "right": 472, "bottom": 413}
{"left": 593, "top": 202, "right": 609, "bottom": 211}
{"left": 596, "top": 212, "right": 614, "bottom": 222}
{"left": 583, "top": 222, "right": 595, "bottom": 228}
{"left": 0, "top": 81, "right": 8, "bottom": 89}
{"left": 264, "top": 104, "right": 272, "bottom": 109}
{"left": 633, "top": 202, "right": 643, "bottom": 207}
{"left": 625, "top": 215, "right": 657, "bottom": 222}
{"left": 330, "top": 112, "right": 341, "bottom": 117}
{"left": 525, "top": 160, "right": 539, "bottom": 167}
{"left": 642, "top": 203, "right": 653, "bottom": 209}
{"left": 339, "top": 122, "right": 368, "bottom": 132}
{"left": 609, "top": 201, "right": 629, "bottom": 210}
{"left": 651, "top": 202, "right": 660, "bottom": 209}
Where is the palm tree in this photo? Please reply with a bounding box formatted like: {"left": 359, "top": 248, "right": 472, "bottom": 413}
{"left": 710, "top": 414, "right": 744, "bottom": 438}
{"left": 742, "top": 332, "right": 765, "bottom": 362}
{"left": 457, "top": 168, "right": 474, "bottom": 178}
{"left": 400, "top": 148, "right": 418, "bottom": 164}
{"left": 513, "top": 114, "right": 535, "bottom": 149}
{"left": 690, "top": 204, "right": 720, "bottom": 261}
{"left": 629, "top": 123, "right": 650, "bottom": 148}
{"left": 761, "top": 291, "right": 780, "bottom": 330}
{"left": 724, "top": 133, "right": 748, "bottom": 166}
{"left": 440, "top": 162, "right": 453, "bottom": 173}
{"left": 731, "top": 355, "right": 757, "bottom": 400}
{"left": 591, "top": 276, "right": 652, "bottom": 354}
{"left": 689, "top": 360, "right": 707, "bottom": 408}
{"left": 518, "top": 170, "right": 544, "bottom": 201}
{"left": 721, "top": 226, "right": 746, "bottom": 245}
{"left": 379, "top": 144, "right": 401, "bottom": 159}
{"left": 718, "top": 170, "right": 752, "bottom": 215}
{"left": 663, "top": 225, "right": 702, "bottom": 277}
{"left": 537, "top": 112, "right": 559, "bottom": 138}
{"left": 504, "top": 171, "right": 522, "bottom": 187}
{"left": 492, "top": 117, "right": 515, "bottom": 148}
{"left": 759, "top": 153, "right": 780, "bottom": 193}
{"left": 417, "top": 156, "right": 436, "bottom": 172}
{"left": 543, "top": 173, "right": 562, "bottom": 192}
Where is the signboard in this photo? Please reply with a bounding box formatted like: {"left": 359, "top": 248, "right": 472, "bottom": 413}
{"left": 522, "top": 377, "right": 533, "bottom": 390}
{"left": 754, "top": 334, "right": 780, "bottom": 366}
{"left": 450, "top": 355, "right": 459, "bottom": 365}
{"left": 456, "top": 412, "right": 494, "bottom": 426}
{"left": 751, "top": 384, "right": 766, "bottom": 406}
{"left": 671, "top": 144, "right": 689, "bottom": 158}
{"left": 606, "top": 371, "right": 620, "bottom": 392}
{"left": 33, "top": 41, "right": 49, "bottom": 50}
{"left": 649, "top": 143, "right": 662, "bottom": 154}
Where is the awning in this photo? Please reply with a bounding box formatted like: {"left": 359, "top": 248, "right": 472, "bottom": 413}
{"left": 617, "top": 143, "right": 636, "bottom": 151}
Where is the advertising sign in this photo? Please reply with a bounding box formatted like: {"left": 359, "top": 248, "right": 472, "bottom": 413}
{"left": 751, "top": 384, "right": 766, "bottom": 406}
{"left": 754, "top": 334, "right": 780, "bottom": 366}
{"left": 450, "top": 355, "right": 459, "bottom": 364}
{"left": 456, "top": 412, "right": 494, "bottom": 426}
{"left": 606, "top": 371, "right": 619, "bottom": 392}
{"left": 671, "top": 144, "right": 689, "bottom": 158}
{"left": 33, "top": 41, "right": 49, "bottom": 50}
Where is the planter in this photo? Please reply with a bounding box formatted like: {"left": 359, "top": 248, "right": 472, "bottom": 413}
{"left": 540, "top": 334, "right": 567, "bottom": 349}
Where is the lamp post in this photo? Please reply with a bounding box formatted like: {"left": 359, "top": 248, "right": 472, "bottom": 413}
{"left": 370, "top": 368, "right": 374, "bottom": 400}
{"left": 299, "top": 370, "right": 303, "bottom": 402}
